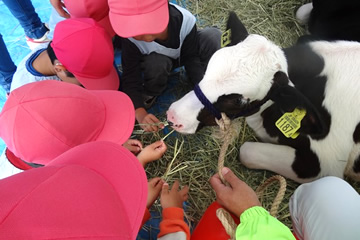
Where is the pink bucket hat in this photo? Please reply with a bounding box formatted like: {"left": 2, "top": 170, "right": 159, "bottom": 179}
{"left": 108, "top": 0, "right": 169, "bottom": 38}
{"left": 64, "top": 0, "right": 116, "bottom": 37}
{"left": 52, "top": 18, "right": 119, "bottom": 90}
{"left": 0, "top": 141, "right": 147, "bottom": 239}
{"left": 0, "top": 80, "right": 135, "bottom": 166}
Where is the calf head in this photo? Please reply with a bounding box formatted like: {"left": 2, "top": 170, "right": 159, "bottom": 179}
{"left": 167, "top": 12, "right": 325, "bottom": 136}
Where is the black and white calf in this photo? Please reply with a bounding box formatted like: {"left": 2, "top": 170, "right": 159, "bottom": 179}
{"left": 167, "top": 12, "right": 360, "bottom": 183}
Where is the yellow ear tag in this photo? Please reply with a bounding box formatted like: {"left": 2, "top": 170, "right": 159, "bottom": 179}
{"left": 221, "top": 29, "right": 232, "bottom": 48}
{"left": 275, "top": 108, "right": 306, "bottom": 139}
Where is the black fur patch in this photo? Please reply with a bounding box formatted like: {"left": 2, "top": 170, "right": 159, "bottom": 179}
{"left": 292, "top": 147, "right": 322, "bottom": 178}
{"left": 353, "top": 122, "right": 360, "bottom": 143}
{"left": 226, "top": 11, "right": 248, "bottom": 46}
{"left": 196, "top": 93, "right": 265, "bottom": 128}
{"left": 353, "top": 155, "right": 360, "bottom": 173}
{"left": 284, "top": 44, "right": 331, "bottom": 140}
{"left": 308, "top": 0, "right": 360, "bottom": 42}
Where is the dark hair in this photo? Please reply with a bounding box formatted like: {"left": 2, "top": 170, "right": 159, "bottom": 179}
{"left": 47, "top": 42, "right": 75, "bottom": 78}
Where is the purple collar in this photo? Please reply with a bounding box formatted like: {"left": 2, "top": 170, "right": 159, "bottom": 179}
{"left": 194, "top": 84, "right": 222, "bottom": 120}
{"left": 194, "top": 84, "right": 269, "bottom": 120}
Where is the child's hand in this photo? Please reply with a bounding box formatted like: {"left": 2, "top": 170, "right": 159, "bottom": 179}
{"left": 122, "top": 139, "right": 143, "bottom": 155}
{"left": 136, "top": 109, "right": 164, "bottom": 132}
{"left": 137, "top": 140, "right": 167, "bottom": 167}
{"left": 160, "top": 180, "right": 189, "bottom": 209}
{"left": 210, "top": 167, "right": 261, "bottom": 217}
{"left": 147, "top": 177, "right": 164, "bottom": 209}
{"left": 141, "top": 113, "right": 164, "bottom": 132}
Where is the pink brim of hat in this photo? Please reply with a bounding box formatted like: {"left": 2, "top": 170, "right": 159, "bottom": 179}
{"left": 91, "top": 89, "right": 135, "bottom": 145}
{"left": 75, "top": 65, "right": 119, "bottom": 90}
{"left": 5, "top": 148, "right": 33, "bottom": 170}
{"left": 109, "top": 2, "right": 169, "bottom": 38}
{"left": 0, "top": 141, "right": 147, "bottom": 239}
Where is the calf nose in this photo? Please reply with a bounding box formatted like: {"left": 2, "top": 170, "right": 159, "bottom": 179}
{"left": 166, "top": 109, "right": 183, "bottom": 129}
{"left": 167, "top": 109, "right": 176, "bottom": 122}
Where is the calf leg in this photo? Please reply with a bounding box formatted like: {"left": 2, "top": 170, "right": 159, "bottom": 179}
{"left": 240, "top": 142, "right": 320, "bottom": 183}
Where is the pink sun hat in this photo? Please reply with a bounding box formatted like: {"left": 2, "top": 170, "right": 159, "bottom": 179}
{"left": 108, "top": 0, "right": 169, "bottom": 38}
{"left": 52, "top": 18, "right": 119, "bottom": 90}
{"left": 0, "top": 141, "right": 148, "bottom": 239}
{"left": 64, "top": 0, "right": 116, "bottom": 37}
{"left": 0, "top": 80, "right": 135, "bottom": 166}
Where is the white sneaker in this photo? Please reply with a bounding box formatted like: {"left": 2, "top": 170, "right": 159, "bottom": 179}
{"left": 296, "top": 3, "right": 313, "bottom": 25}
{"left": 25, "top": 23, "right": 51, "bottom": 50}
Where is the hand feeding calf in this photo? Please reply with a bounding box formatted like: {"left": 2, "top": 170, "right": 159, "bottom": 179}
{"left": 166, "top": 12, "right": 360, "bottom": 183}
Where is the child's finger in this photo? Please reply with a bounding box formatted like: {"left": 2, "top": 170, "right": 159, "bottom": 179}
{"left": 156, "top": 141, "right": 167, "bottom": 150}
{"left": 180, "top": 185, "right": 189, "bottom": 196}
{"left": 132, "top": 140, "right": 143, "bottom": 149}
{"left": 161, "top": 182, "right": 170, "bottom": 195}
{"left": 171, "top": 180, "right": 180, "bottom": 192}
{"left": 154, "top": 180, "right": 164, "bottom": 193}
{"left": 149, "top": 177, "right": 162, "bottom": 186}
{"left": 182, "top": 193, "right": 189, "bottom": 202}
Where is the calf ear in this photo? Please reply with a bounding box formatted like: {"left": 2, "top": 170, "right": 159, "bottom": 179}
{"left": 269, "top": 71, "right": 327, "bottom": 136}
{"left": 226, "top": 11, "right": 248, "bottom": 46}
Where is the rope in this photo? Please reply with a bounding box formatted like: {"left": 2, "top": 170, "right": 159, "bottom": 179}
{"left": 215, "top": 113, "right": 233, "bottom": 183}
{"left": 255, "top": 174, "right": 287, "bottom": 217}
{"left": 214, "top": 113, "right": 287, "bottom": 237}
{"left": 216, "top": 208, "right": 237, "bottom": 240}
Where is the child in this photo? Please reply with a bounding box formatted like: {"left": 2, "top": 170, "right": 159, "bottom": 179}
{"left": 0, "top": 80, "right": 165, "bottom": 178}
{"left": 0, "top": 141, "right": 149, "bottom": 239}
{"left": 0, "top": 34, "right": 16, "bottom": 94}
{"left": 145, "top": 178, "right": 190, "bottom": 240}
{"left": 63, "top": 0, "right": 115, "bottom": 37}
{"left": 108, "top": 0, "right": 222, "bottom": 132}
{"left": 0, "top": 141, "right": 191, "bottom": 239}
{"left": 10, "top": 17, "right": 119, "bottom": 92}
{"left": 2, "top": 0, "right": 50, "bottom": 49}
{"left": 204, "top": 167, "right": 360, "bottom": 240}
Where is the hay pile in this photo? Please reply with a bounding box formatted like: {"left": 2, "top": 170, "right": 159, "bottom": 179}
{"left": 137, "top": 0, "right": 312, "bottom": 233}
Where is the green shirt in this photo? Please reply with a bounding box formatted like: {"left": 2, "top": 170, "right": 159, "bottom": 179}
{"left": 236, "top": 206, "right": 295, "bottom": 240}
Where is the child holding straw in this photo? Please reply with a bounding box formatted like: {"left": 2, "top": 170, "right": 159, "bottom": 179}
{"left": 108, "top": 0, "right": 222, "bottom": 132}
{"left": 0, "top": 80, "right": 166, "bottom": 178}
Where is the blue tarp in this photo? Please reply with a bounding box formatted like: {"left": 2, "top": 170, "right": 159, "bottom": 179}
{"left": 0, "top": 0, "right": 53, "bottom": 152}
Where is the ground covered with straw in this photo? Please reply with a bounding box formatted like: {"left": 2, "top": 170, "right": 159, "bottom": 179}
{"left": 134, "top": 0, "right": 360, "bottom": 235}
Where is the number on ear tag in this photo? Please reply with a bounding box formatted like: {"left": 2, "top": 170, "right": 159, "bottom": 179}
{"left": 221, "top": 29, "right": 231, "bottom": 48}
{"left": 275, "top": 108, "right": 306, "bottom": 139}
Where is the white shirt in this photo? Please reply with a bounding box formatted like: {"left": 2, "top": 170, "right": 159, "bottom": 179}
{"left": 10, "top": 42, "right": 60, "bottom": 92}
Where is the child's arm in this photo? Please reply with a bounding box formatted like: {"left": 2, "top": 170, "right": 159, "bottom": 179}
{"left": 180, "top": 25, "right": 205, "bottom": 84}
{"left": 141, "top": 178, "right": 164, "bottom": 226}
{"left": 120, "top": 38, "right": 144, "bottom": 110}
{"left": 158, "top": 181, "right": 190, "bottom": 240}
{"left": 120, "top": 38, "right": 164, "bottom": 132}
{"left": 210, "top": 168, "right": 295, "bottom": 240}
{"left": 235, "top": 206, "right": 295, "bottom": 240}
